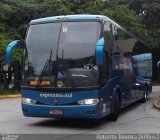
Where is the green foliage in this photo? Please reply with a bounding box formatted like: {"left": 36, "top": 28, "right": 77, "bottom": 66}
{"left": 17, "top": 24, "right": 28, "bottom": 38}
{"left": 62, "top": 0, "right": 104, "bottom": 14}
{"left": 0, "top": 2, "right": 12, "bottom": 21}
{"left": 0, "top": 34, "right": 12, "bottom": 64}
{"left": 102, "top": 0, "right": 149, "bottom": 43}
{"left": 39, "top": 0, "right": 70, "bottom": 17}
{"left": 11, "top": 47, "right": 22, "bottom": 63}
{"left": 0, "top": 23, "right": 6, "bottom": 32}
{"left": 0, "top": 33, "right": 22, "bottom": 64}
{"left": 124, "top": 0, "right": 160, "bottom": 47}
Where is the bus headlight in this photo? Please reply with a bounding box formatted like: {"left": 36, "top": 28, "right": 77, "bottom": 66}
{"left": 77, "top": 99, "right": 99, "bottom": 105}
{"left": 21, "top": 97, "right": 37, "bottom": 104}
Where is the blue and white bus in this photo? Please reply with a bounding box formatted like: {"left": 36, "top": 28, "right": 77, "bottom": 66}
{"left": 5, "top": 15, "right": 152, "bottom": 120}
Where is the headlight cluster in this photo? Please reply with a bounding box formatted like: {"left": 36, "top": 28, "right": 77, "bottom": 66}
{"left": 21, "top": 97, "right": 37, "bottom": 104}
{"left": 77, "top": 99, "right": 99, "bottom": 105}
{"left": 21, "top": 97, "right": 99, "bottom": 105}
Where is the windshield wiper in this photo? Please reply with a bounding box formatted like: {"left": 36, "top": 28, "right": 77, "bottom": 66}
{"left": 36, "top": 49, "right": 52, "bottom": 88}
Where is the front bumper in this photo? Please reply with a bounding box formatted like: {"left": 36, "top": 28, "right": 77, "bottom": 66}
{"left": 22, "top": 103, "right": 101, "bottom": 119}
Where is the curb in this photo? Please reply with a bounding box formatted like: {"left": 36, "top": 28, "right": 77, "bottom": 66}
{"left": 0, "top": 94, "right": 21, "bottom": 99}
{"left": 153, "top": 100, "right": 160, "bottom": 110}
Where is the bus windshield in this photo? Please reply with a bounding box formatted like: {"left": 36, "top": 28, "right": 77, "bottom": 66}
{"left": 24, "top": 21, "right": 101, "bottom": 88}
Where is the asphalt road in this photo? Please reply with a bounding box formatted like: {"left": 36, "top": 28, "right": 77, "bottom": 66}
{"left": 0, "top": 86, "right": 160, "bottom": 139}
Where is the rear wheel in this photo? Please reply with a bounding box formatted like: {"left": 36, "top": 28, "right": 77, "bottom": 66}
{"left": 109, "top": 93, "right": 120, "bottom": 121}
{"left": 141, "top": 86, "right": 147, "bottom": 103}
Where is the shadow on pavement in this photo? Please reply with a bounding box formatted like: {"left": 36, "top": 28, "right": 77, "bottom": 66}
{"left": 29, "top": 100, "right": 148, "bottom": 129}
{"left": 30, "top": 118, "right": 107, "bottom": 129}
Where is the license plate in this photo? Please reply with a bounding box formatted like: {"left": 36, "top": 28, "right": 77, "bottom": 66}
{"left": 50, "top": 110, "right": 63, "bottom": 115}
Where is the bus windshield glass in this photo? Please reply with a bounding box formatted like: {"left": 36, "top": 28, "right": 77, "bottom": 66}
{"left": 24, "top": 21, "right": 101, "bottom": 88}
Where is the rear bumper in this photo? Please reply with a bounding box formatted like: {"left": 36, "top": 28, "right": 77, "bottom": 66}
{"left": 22, "top": 103, "right": 102, "bottom": 119}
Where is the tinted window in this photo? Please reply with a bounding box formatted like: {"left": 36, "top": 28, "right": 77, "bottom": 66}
{"left": 57, "top": 22, "right": 100, "bottom": 87}
{"left": 25, "top": 23, "right": 61, "bottom": 76}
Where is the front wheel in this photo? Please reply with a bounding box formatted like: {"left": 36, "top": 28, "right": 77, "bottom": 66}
{"left": 109, "top": 94, "right": 120, "bottom": 121}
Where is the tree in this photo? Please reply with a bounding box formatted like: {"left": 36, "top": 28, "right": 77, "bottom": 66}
{"left": 124, "top": 0, "right": 160, "bottom": 47}
{"left": 0, "top": 1, "right": 12, "bottom": 32}
{"left": 39, "top": 0, "right": 70, "bottom": 17}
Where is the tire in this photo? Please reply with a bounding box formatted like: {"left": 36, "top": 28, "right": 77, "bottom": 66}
{"left": 141, "top": 86, "right": 147, "bottom": 103}
{"left": 109, "top": 93, "right": 120, "bottom": 121}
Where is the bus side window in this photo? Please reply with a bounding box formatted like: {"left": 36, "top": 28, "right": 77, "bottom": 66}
{"left": 100, "top": 53, "right": 108, "bottom": 85}
{"left": 100, "top": 21, "right": 112, "bottom": 85}
{"left": 103, "top": 21, "right": 112, "bottom": 49}
{"left": 112, "top": 26, "right": 123, "bottom": 56}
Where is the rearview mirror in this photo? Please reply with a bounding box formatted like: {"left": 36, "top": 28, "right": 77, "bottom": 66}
{"left": 96, "top": 38, "right": 105, "bottom": 65}
{"left": 5, "top": 40, "right": 25, "bottom": 65}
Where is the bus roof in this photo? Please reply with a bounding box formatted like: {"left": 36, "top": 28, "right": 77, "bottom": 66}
{"left": 30, "top": 15, "right": 105, "bottom": 24}
{"left": 30, "top": 14, "right": 150, "bottom": 48}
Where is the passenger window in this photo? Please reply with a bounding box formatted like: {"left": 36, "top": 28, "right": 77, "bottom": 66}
{"left": 104, "top": 21, "right": 112, "bottom": 49}
{"left": 100, "top": 21, "right": 113, "bottom": 85}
